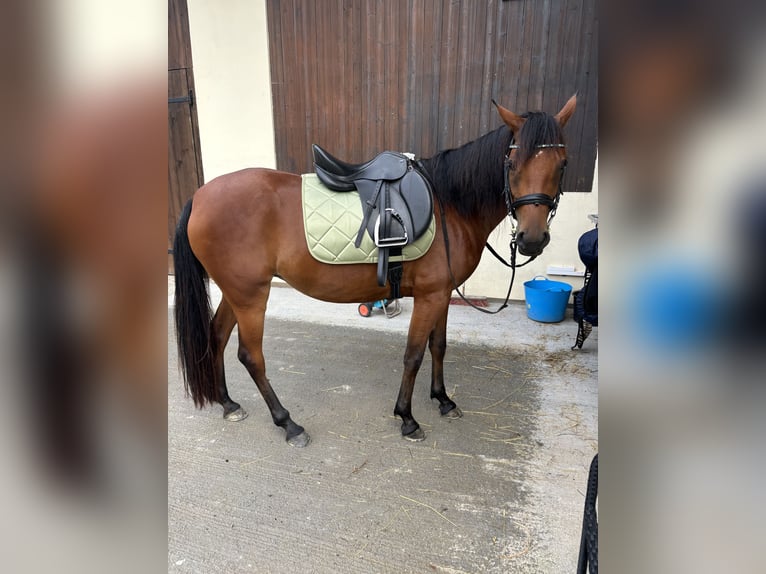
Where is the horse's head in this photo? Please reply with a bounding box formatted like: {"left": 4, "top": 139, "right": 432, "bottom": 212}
{"left": 493, "top": 95, "right": 577, "bottom": 256}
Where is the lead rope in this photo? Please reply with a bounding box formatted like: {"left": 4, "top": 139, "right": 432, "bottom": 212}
{"left": 434, "top": 192, "right": 526, "bottom": 315}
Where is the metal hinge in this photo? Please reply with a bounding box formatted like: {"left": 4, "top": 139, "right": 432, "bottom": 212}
{"left": 168, "top": 90, "right": 194, "bottom": 106}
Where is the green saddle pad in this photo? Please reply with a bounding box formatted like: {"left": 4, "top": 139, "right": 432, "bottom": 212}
{"left": 302, "top": 174, "right": 435, "bottom": 265}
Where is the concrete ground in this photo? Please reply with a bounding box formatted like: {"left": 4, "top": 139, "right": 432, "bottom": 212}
{"left": 168, "top": 280, "right": 597, "bottom": 573}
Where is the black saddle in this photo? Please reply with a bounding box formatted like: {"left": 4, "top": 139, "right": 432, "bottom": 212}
{"left": 312, "top": 144, "right": 434, "bottom": 294}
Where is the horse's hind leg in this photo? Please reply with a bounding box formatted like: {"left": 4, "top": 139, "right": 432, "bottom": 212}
{"left": 212, "top": 297, "right": 248, "bottom": 421}
{"left": 233, "top": 285, "right": 310, "bottom": 447}
{"left": 429, "top": 307, "right": 462, "bottom": 418}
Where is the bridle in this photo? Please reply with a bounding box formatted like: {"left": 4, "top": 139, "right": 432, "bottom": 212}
{"left": 427, "top": 135, "right": 569, "bottom": 315}
{"left": 503, "top": 139, "right": 568, "bottom": 227}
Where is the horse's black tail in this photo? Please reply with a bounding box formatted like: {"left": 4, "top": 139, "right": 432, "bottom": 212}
{"left": 173, "top": 199, "right": 219, "bottom": 407}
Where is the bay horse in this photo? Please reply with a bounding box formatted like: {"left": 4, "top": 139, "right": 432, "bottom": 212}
{"left": 174, "top": 95, "right": 576, "bottom": 447}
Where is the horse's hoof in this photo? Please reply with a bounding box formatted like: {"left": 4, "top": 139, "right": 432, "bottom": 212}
{"left": 287, "top": 431, "right": 311, "bottom": 448}
{"left": 403, "top": 427, "right": 426, "bottom": 442}
{"left": 443, "top": 406, "right": 463, "bottom": 419}
{"left": 223, "top": 407, "right": 248, "bottom": 422}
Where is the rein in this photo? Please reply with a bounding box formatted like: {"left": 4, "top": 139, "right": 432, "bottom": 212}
{"left": 417, "top": 136, "right": 567, "bottom": 315}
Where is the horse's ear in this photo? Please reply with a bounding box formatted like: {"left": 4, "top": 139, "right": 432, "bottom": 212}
{"left": 493, "top": 99, "right": 525, "bottom": 133}
{"left": 554, "top": 94, "right": 577, "bottom": 127}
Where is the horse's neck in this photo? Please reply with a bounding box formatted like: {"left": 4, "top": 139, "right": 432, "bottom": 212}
{"left": 420, "top": 135, "right": 509, "bottom": 243}
{"left": 476, "top": 203, "right": 509, "bottom": 241}
{"left": 429, "top": 179, "right": 509, "bottom": 277}
{"left": 421, "top": 163, "right": 509, "bottom": 242}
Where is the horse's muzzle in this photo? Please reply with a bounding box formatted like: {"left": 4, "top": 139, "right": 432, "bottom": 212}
{"left": 516, "top": 230, "right": 550, "bottom": 256}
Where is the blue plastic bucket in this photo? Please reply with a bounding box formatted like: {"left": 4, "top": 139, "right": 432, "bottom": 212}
{"left": 524, "top": 276, "right": 573, "bottom": 323}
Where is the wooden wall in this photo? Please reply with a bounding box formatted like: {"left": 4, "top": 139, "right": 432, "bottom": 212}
{"left": 266, "top": 0, "right": 597, "bottom": 193}
{"left": 168, "top": 0, "right": 204, "bottom": 272}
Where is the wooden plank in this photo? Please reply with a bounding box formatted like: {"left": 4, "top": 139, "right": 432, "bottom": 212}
{"left": 168, "top": 0, "right": 192, "bottom": 70}
{"left": 168, "top": 69, "right": 202, "bottom": 271}
{"left": 271, "top": 0, "right": 291, "bottom": 171}
{"left": 373, "top": 0, "right": 386, "bottom": 153}
{"left": 542, "top": 0, "right": 566, "bottom": 112}
{"left": 340, "top": 0, "right": 353, "bottom": 158}
{"left": 384, "top": 0, "right": 399, "bottom": 151}
{"left": 266, "top": 0, "right": 285, "bottom": 169}
{"left": 302, "top": 0, "right": 317, "bottom": 169}
{"left": 400, "top": 0, "right": 413, "bottom": 151}
{"left": 450, "top": 0, "right": 468, "bottom": 145}
{"left": 501, "top": 0, "right": 525, "bottom": 110}
{"left": 573, "top": 0, "right": 597, "bottom": 193}
{"left": 516, "top": 0, "right": 536, "bottom": 112}
{"left": 426, "top": 0, "right": 444, "bottom": 156}
{"left": 365, "top": 0, "right": 378, "bottom": 154}
{"left": 478, "top": 0, "right": 497, "bottom": 135}
{"left": 314, "top": 0, "right": 328, "bottom": 150}
{"left": 168, "top": 0, "right": 204, "bottom": 272}
{"left": 403, "top": 0, "right": 418, "bottom": 152}
{"left": 490, "top": 0, "right": 511, "bottom": 114}
{"left": 407, "top": 0, "right": 420, "bottom": 153}
{"left": 349, "top": 0, "right": 363, "bottom": 160}
{"left": 468, "top": 0, "right": 489, "bottom": 139}
{"left": 437, "top": 0, "right": 459, "bottom": 150}
{"left": 529, "top": 0, "right": 551, "bottom": 111}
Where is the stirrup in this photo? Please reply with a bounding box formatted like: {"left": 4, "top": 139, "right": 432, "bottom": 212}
{"left": 374, "top": 209, "right": 408, "bottom": 247}
{"left": 383, "top": 299, "right": 401, "bottom": 319}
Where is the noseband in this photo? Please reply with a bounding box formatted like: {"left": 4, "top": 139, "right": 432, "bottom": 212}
{"left": 502, "top": 140, "right": 568, "bottom": 224}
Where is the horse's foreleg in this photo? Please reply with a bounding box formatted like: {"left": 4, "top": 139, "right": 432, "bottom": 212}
{"left": 429, "top": 306, "right": 462, "bottom": 418}
{"left": 233, "top": 288, "right": 310, "bottom": 447}
{"left": 212, "top": 297, "right": 248, "bottom": 421}
{"left": 394, "top": 295, "right": 450, "bottom": 441}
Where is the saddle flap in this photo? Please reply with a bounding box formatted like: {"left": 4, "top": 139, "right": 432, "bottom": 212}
{"left": 397, "top": 170, "right": 434, "bottom": 239}
{"left": 355, "top": 172, "right": 433, "bottom": 247}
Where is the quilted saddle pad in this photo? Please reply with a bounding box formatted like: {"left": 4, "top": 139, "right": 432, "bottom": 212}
{"left": 301, "top": 174, "right": 435, "bottom": 265}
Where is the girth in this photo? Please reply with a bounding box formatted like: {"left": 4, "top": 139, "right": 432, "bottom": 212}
{"left": 312, "top": 144, "right": 434, "bottom": 294}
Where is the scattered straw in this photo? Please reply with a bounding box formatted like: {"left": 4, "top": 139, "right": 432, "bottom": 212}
{"left": 480, "top": 365, "right": 515, "bottom": 376}
{"left": 428, "top": 564, "right": 472, "bottom": 574}
{"left": 399, "top": 495, "right": 458, "bottom": 527}
{"left": 240, "top": 454, "right": 272, "bottom": 467}
{"left": 353, "top": 507, "right": 403, "bottom": 558}
{"left": 480, "top": 436, "right": 523, "bottom": 444}
{"left": 481, "top": 391, "right": 522, "bottom": 411}
{"left": 350, "top": 460, "right": 368, "bottom": 475}
{"left": 461, "top": 410, "right": 516, "bottom": 418}
{"left": 442, "top": 451, "right": 473, "bottom": 458}
{"left": 503, "top": 519, "right": 533, "bottom": 561}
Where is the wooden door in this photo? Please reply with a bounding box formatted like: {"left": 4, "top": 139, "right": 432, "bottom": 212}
{"left": 266, "top": 0, "right": 597, "bottom": 194}
{"left": 168, "top": 0, "right": 203, "bottom": 273}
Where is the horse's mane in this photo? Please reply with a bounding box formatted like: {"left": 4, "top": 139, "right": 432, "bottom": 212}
{"left": 421, "top": 111, "right": 564, "bottom": 218}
